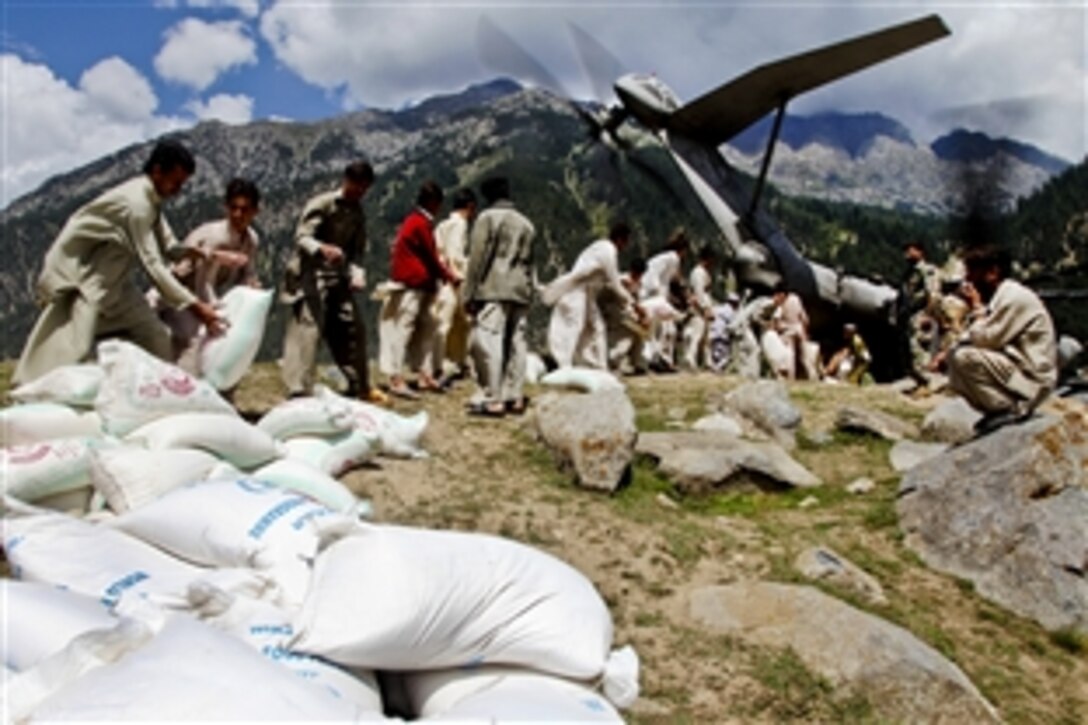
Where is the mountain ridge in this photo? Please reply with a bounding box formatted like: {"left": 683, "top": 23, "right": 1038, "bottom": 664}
{"left": 0, "top": 80, "right": 1077, "bottom": 359}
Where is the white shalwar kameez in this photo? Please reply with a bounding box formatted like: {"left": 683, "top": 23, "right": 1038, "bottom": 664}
{"left": 639, "top": 251, "right": 683, "bottom": 366}
{"left": 681, "top": 264, "right": 714, "bottom": 369}
{"left": 544, "top": 240, "right": 631, "bottom": 369}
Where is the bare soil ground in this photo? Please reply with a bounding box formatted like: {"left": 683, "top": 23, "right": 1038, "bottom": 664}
{"left": 237, "top": 365, "right": 1088, "bottom": 723}
{"left": 3, "top": 360, "right": 1085, "bottom": 723}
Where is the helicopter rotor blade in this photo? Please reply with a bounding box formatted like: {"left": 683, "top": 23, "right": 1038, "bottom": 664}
{"left": 477, "top": 16, "right": 603, "bottom": 137}
{"left": 567, "top": 21, "right": 625, "bottom": 106}
{"left": 477, "top": 16, "right": 566, "bottom": 97}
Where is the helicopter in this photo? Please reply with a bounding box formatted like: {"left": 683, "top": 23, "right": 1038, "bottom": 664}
{"left": 479, "top": 14, "right": 951, "bottom": 379}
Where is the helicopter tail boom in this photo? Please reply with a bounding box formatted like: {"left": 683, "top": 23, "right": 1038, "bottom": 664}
{"left": 668, "top": 14, "right": 950, "bottom": 147}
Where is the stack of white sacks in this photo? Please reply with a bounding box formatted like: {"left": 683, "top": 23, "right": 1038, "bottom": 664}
{"left": 2, "top": 340, "right": 639, "bottom": 721}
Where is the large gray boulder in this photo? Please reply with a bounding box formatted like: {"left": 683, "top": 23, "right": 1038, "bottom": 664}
{"left": 921, "top": 397, "right": 983, "bottom": 444}
{"left": 689, "top": 582, "right": 999, "bottom": 723}
{"left": 714, "top": 380, "right": 802, "bottom": 450}
{"left": 898, "top": 414, "right": 1088, "bottom": 633}
{"left": 534, "top": 390, "right": 637, "bottom": 492}
{"left": 835, "top": 405, "right": 919, "bottom": 441}
{"left": 636, "top": 430, "right": 820, "bottom": 492}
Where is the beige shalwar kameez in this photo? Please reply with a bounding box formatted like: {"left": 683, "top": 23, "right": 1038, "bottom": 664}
{"left": 431, "top": 212, "right": 472, "bottom": 374}
{"left": 158, "top": 219, "right": 259, "bottom": 374}
{"left": 947, "top": 279, "right": 1057, "bottom": 415}
{"left": 14, "top": 175, "right": 197, "bottom": 385}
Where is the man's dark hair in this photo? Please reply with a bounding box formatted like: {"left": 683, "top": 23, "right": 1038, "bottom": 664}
{"left": 224, "top": 177, "right": 260, "bottom": 207}
{"left": 609, "top": 220, "right": 631, "bottom": 242}
{"left": 665, "top": 226, "right": 688, "bottom": 253}
{"left": 903, "top": 240, "right": 926, "bottom": 256}
{"left": 344, "top": 160, "right": 375, "bottom": 184}
{"left": 963, "top": 244, "right": 1012, "bottom": 279}
{"left": 416, "top": 179, "right": 444, "bottom": 208}
{"left": 698, "top": 245, "right": 717, "bottom": 263}
{"left": 450, "top": 188, "right": 477, "bottom": 211}
{"left": 144, "top": 139, "right": 195, "bottom": 175}
{"left": 772, "top": 280, "right": 788, "bottom": 295}
{"left": 480, "top": 177, "right": 510, "bottom": 205}
{"left": 629, "top": 257, "right": 648, "bottom": 277}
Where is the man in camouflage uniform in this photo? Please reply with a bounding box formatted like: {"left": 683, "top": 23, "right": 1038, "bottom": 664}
{"left": 898, "top": 240, "right": 939, "bottom": 387}
{"left": 280, "top": 161, "right": 384, "bottom": 402}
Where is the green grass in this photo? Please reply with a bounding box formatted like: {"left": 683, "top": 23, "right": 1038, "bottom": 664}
{"left": 634, "top": 408, "right": 672, "bottom": 433}
{"left": 746, "top": 647, "right": 875, "bottom": 722}
{"left": 1049, "top": 628, "right": 1087, "bottom": 655}
{"left": 862, "top": 493, "right": 899, "bottom": 530}
{"left": 613, "top": 460, "right": 679, "bottom": 521}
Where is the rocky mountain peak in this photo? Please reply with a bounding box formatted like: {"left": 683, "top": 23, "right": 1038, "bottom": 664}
{"left": 931, "top": 128, "right": 1071, "bottom": 176}
{"left": 730, "top": 111, "right": 915, "bottom": 159}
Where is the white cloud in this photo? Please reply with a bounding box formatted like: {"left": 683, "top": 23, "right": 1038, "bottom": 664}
{"left": 80, "top": 57, "right": 158, "bottom": 122}
{"left": 154, "top": 18, "right": 257, "bottom": 91}
{"left": 260, "top": 4, "right": 485, "bottom": 110}
{"left": 185, "top": 93, "right": 254, "bottom": 124}
{"left": 0, "top": 54, "right": 186, "bottom": 205}
{"left": 259, "top": 2, "right": 1085, "bottom": 161}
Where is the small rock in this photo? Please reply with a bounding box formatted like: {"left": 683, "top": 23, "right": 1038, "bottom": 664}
{"left": 835, "top": 405, "right": 919, "bottom": 441}
{"left": 691, "top": 413, "right": 744, "bottom": 437}
{"left": 1058, "top": 335, "right": 1083, "bottom": 373}
{"left": 921, "top": 397, "right": 982, "bottom": 444}
{"left": 637, "top": 430, "right": 821, "bottom": 492}
{"left": 794, "top": 546, "right": 888, "bottom": 605}
{"left": 846, "top": 477, "right": 875, "bottom": 495}
{"left": 798, "top": 495, "right": 820, "bottom": 509}
{"left": 666, "top": 406, "right": 687, "bottom": 421}
{"left": 655, "top": 492, "right": 680, "bottom": 510}
{"left": 717, "top": 380, "right": 801, "bottom": 450}
{"left": 802, "top": 430, "right": 834, "bottom": 447}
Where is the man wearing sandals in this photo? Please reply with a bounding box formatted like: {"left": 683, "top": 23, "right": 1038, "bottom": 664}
{"left": 379, "top": 180, "right": 458, "bottom": 398}
{"left": 462, "top": 177, "right": 536, "bottom": 417}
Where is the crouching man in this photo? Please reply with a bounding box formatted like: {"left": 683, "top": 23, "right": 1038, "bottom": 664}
{"left": 939, "top": 245, "right": 1057, "bottom": 435}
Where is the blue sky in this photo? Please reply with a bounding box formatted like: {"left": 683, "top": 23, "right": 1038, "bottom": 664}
{"left": 2, "top": 1, "right": 1085, "bottom": 206}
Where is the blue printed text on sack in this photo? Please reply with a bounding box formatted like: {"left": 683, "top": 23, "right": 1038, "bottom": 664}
{"left": 248, "top": 497, "right": 308, "bottom": 540}
{"left": 100, "top": 570, "right": 150, "bottom": 607}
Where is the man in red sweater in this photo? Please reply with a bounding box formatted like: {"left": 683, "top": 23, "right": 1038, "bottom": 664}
{"left": 379, "top": 180, "right": 458, "bottom": 398}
